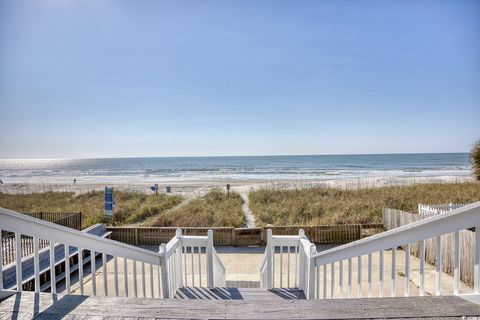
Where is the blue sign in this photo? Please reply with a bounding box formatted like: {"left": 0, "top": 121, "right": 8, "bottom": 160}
{"left": 104, "top": 186, "right": 114, "bottom": 217}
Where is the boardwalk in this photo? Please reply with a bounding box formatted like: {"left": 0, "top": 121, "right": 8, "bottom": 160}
{"left": 1, "top": 291, "right": 479, "bottom": 319}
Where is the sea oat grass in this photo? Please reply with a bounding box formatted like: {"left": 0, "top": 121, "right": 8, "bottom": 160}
{"left": 249, "top": 182, "right": 480, "bottom": 226}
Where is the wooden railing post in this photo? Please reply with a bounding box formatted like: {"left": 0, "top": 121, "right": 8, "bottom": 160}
{"left": 297, "top": 229, "right": 305, "bottom": 290}
{"left": 306, "top": 243, "right": 316, "bottom": 299}
{"left": 206, "top": 229, "right": 214, "bottom": 288}
{"left": 266, "top": 229, "right": 273, "bottom": 289}
{"left": 176, "top": 229, "right": 183, "bottom": 288}
{"left": 159, "top": 243, "right": 170, "bottom": 298}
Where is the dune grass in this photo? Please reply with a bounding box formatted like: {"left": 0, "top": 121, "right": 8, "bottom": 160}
{"left": 0, "top": 191, "right": 183, "bottom": 228}
{"left": 149, "top": 189, "right": 245, "bottom": 227}
{"left": 248, "top": 182, "right": 480, "bottom": 226}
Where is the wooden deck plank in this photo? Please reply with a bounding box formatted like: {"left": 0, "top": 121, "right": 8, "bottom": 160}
{"left": 0, "top": 291, "right": 478, "bottom": 319}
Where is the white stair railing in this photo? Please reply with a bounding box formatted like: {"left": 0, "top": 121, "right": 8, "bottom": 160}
{"left": 418, "top": 203, "right": 469, "bottom": 218}
{"left": 0, "top": 207, "right": 164, "bottom": 298}
{"left": 0, "top": 208, "right": 227, "bottom": 299}
{"left": 310, "top": 202, "right": 480, "bottom": 300}
{"left": 260, "top": 229, "right": 316, "bottom": 297}
{"left": 160, "top": 229, "right": 226, "bottom": 298}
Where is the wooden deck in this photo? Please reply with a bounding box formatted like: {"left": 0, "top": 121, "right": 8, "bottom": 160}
{"left": 1, "top": 291, "right": 479, "bottom": 319}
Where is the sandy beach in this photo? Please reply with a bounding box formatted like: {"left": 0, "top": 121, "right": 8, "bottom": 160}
{"left": 0, "top": 175, "right": 473, "bottom": 196}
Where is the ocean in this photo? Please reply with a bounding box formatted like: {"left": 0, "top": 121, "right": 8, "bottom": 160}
{"left": 0, "top": 153, "right": 472, "bottom": 184}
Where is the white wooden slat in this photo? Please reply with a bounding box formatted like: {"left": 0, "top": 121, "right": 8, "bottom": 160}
{"left": 391, "top": 247, "right": 396, "bottom": 297}
{"left": 157, "top": 265, "right": 161, "bottom": 298}
{"left": 419, "top": 241, "right": 425, "bottom": 296}
{"left": 475, "top": 225, "right": 480, "bottom": 294}
{"left": 272, "top": 246, "right": 275, "bottom": 288}
{"left": 316, "top": 266, "right": 320, "bottom": 299}
{"left": 50, "top": 240, "right": 56, "bottom": 294}
{"left": 78, "top": 248, "right": 84, "bottom": 295}
{"left": 454, "top": 231, "right": 460, "bottom": 295}
{"left": 357, "top": 256, "right": 362, "bottom": 298}
{"left": 198, "top": 246, "right": 202, "bottom": 287}
{"left": 150, "top": 263, "right": 154, "bottom": 298}
{"left": 295, "top": 246, "right": 298, "bottom": 287}
{"left": 142, "top": 262, "right": 146, "bottom": 298}
{"left": 287, "top": 246, "right": 291, "bottom": 288}
{"left": 404, "top": 244, "right": 410, "bottom": 297}
{"left": 436, "top": 236, "right": 441, "bottom": 296}
{"left": 330, "top": 262, "right": 335, "bottom": 298}
{"left": 103, "top": 253, "right": 108, "bottom": 296}
{"left": 114, "top": 256, "right": 119, "bottom": 297}
{"left": 348, "top": 258, "right": 352, "bottom": 298}
{"left": 367, "top": 253, "right": 372, "bottom": 298}
{"left": 280, "top": 246, "right": 283, "bottom": 288}
{"left": 339, "top": 260, "right": 343, "bottom": 298}
{"left": 183, "top": 246, "right": 187, "bottom": 285}
{"left": 123, "top": 257, "right": 128, "bottom": 297}
{"left": 15, "top": 233, "right": 22, "bottom": 291}
{"left": 133, "top": 260, "right": 138, "bottom": 298}
{"left": 33, "top": 237, "right": 40, "bottom": 293}
{"left": 379, "top": 250, "right": 384, "bottom": 298}
{"left": 91, "top": 250, "right": 96, "bottom": 296}
{"left": 323, "top": 264, "right": 327, "bottom": 299}
{"left": 65, "top": 244, "right": 71, "bottom": 294}
{"left": 190, "top": 246, "right": 195, "bottom": 286}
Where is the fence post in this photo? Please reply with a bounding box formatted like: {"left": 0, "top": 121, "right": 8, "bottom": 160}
{"left": 307, "top": 243, "right": 316, "bottom": 299}
{"left": 159, "top": 243, "right": 170, "bottom": 298}
{"left": 266, "top": 229, "right": 273, "bottom": 289}
{"left": 207, "top": 229, "right": 214, "bottom": 288}
{"left": 176, "top": 228, "right": 183, "bottom": 288}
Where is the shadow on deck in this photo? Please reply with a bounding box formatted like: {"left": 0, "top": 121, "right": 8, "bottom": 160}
{"left": 175, "top": 287, "right": 306, "bottom": 300}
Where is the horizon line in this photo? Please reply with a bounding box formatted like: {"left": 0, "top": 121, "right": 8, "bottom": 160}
{"left": 0, "top": 151, "right": 471, "bottom": 161}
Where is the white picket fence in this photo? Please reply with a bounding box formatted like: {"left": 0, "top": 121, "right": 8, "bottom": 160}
{"left": 261, "top": 202, "right": 480, "bottom": 299}
{"left": 0, "top": 207, "right": 226, "bottom": 299}
{"left": 418, "top": 203, "right": 468, "bottom": 218}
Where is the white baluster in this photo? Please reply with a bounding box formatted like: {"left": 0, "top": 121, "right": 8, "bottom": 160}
{"left": 454, "top": 231, "right": 460, "bottom": 295}
{"left": 79, "top": 248, "right": 84, "bottom": 295}
{"left": 198, "top": 246, "right": 202, "bottom": 287}
{"left": 191, "top": 246, "right": 195, "bottom": 286}
{"left": 91, "top": 250, "right": 96, "bottom": 296}
{"left": 280, "top": 246, "right": 283, "bottom": 288}
{"left": 103, "top": 253, "right": 108, "bottom": 296}
{"left": 15, "top": 233, "right": 22, "bottom": 291}
{"left": 339, "top": 260, "right": 343, "bottom": 298}
{"left": 287, "top": 246, "right": 291, "bottom": 288}
{"left": 316, "top": 266, "right": 320, "bottom": 299}
{"left": 323, "top": 264, "right": 327, "bottom": 299}
{"left": 65, "top": 244, "right": 71, "bottom": 294}
{"left": 405, "top": 244, "right": 410, "bottom": 297}
{"left": 357, "top": 256, "right": 362, "bottom": 298}
{"left": 330, "top": 262, "right": 335, "bottom": 298}
{"left": 142, "top": 262, "right": 146, "bottom": 297}
{"left": 379, "top": 250, "right": 384, "bottom": 298}
{"left": 150, "top": 263, "right": 154, "bottom": 298}
{"left": 367, "top": 253, "right": 372, "bottom": 298}
{"left": 123, "top": 258, "right": 128, "bottom": 297}
{"left": 419, "top": 241, "right": 425, "bottom": 296}
{"left": 34, "top": 237, "right": 40, "bottom": 293}
{"left": 475, "top": 225, "right": 480, "bottom": 294}
{"left": 50, "top": 241, "right": 56, "bottom": 294}
{"left": 391, "top": 247, "right": 396, "bottom": 297}
{"left": 436, "top": 236, "right": 441, "bottom": 296}
{"left": 114, "top": 256, "right": 119, "bottom": 297}
{"left": 133, "top": 260, "right": 138, "bottom": 298}
{"left": 348, "top": 258, "right": 352, "bottom": 298}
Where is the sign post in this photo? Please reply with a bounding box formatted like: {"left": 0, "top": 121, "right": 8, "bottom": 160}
{"left": 104, "top": 186, "right": 114, "bottom": 219}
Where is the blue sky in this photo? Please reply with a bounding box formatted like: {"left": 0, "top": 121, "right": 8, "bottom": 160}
{"left": 0, "top": 0, "right": 479, "bottom": 159}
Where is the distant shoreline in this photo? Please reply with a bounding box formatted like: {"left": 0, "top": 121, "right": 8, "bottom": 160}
{"left": 0, "top": 175, "right": 474, "bottom": 195}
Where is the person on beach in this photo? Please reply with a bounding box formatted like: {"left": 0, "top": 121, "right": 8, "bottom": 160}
{"left": 73, "top": 178, "right": 76, "bottom": 185}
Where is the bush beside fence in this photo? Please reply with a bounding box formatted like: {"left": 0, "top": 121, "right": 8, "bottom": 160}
{"left": 383, "top": 208, "right": 475, "bottom": 286}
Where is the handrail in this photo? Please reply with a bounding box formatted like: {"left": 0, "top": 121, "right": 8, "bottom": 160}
{"left": 0, "top": 207, "right": 161, "bottom": 265}
{"left": 312, "top": 201, "right": 480, "bottom": 267}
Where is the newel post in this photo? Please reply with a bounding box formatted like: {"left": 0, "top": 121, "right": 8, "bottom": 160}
{"left": 207, "top": 229, "right": 214, "bottom": 288}
{"left": 159, "top": 243, "right": 170, "bottom": 298}
{"left": 266, "top": 229, "right": 273, "bottom": 289}
{"left": 307, "top": 243, "right": 316, "bottom": 299}
{"left": 297, "top": 229, "right": 305, "bottom": 290}
{"left": 176, "top": 228, "right": 184, "bottom": 288}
